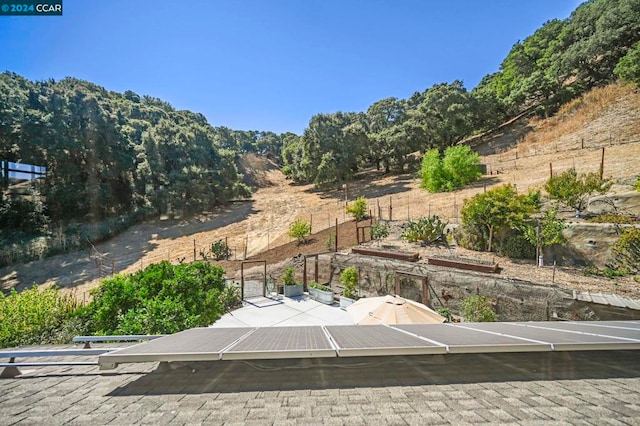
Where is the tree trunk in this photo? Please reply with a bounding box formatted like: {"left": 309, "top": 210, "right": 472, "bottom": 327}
{"left": 487, "top": 225, "right": 494, "bottom": 252}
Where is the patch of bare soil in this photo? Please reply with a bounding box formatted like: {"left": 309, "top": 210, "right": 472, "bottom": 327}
{"left": 1, "top": 84, "right": 639, "bottom": 301}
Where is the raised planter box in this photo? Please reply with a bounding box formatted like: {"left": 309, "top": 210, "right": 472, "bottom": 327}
{"left": 283, "top": 284, "right": 304, "bottom": 298}
{"left": 427, "top": 257, "right": 500, "bottom": 273}
{"left": 309, "top": 287, "right": 334, "bottom": 305}
{"left": 351, "top": 247, "right": 419, "bottom": 262}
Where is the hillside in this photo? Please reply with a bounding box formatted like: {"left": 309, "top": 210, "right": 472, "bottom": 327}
{"left": 1, "top": 84, "right": 639, "bottom": 299}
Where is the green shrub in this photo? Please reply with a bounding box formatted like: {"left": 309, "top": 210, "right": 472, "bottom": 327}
{"left": 419, "top": 146, "right": 481, "bottom": 192}
{"left": 346, "top": 197, "right": 368, "bottom": 222}
{"left": 88, "top": 261, "right": 232, "bottom": 335}
{"left": 340, "top": 267, "right": 358, "bottom": 299}
{"left": 635, "top": 175, "right": 640, "bottom": 191}
{"left": 461, "top": 295, "right": 496, "bottom": 322}
{"left": 545, "top": 168, "right": 612, "bottom": 212}
{"left": 461, "top": 184, "right": 539, "bottom": 252}
{"left": 0, "top": 286, "right": 88, "bottom": 348}
{"left": 584, "top": 265, "right": 630, "bottom": 278}
{"left": 437, "top": 307, "right": 451, "bottom": 322}
{"left": 610, "top": 227, "right": 640, "bottom": 274}
{"left": 288, "top": 218, "right": 311, "bottom": 244}
{"left": 496, "top": 232, "right": 536, "bottom": 259}
{"left": 309, "top": 281, "right": 332, "bottom": 292}
{"left": 370, "top": 222, "right": 389, "bottom": 241}
{"left": 402, "top": 216, "right": 447, "bottom": 243}
{"left": 281, "top": 267, "right": 299, "bottom": 286}
{"left": 211, "top": 239, "right": 231, "bottom": 260}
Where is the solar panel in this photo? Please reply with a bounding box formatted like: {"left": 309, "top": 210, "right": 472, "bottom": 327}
{"left": 325, "top": 325, "right": 446, "bottom": 357}
{"left": 392, "top": 324, "right": 551, "bottom": 354}
{"left": 573, "top": 320, "right": 640, "bottom": 330}
{"left": 519, "top": 321, "right": 640, "bottom": 342}
{"left": 462, "top": 322, "right": 640, "bottom": 351}
{"left": 98, "top": 327, "right": 255, "bottom": 367}
{"left": 222, "top": 326, "right": 336, "bottom": 360}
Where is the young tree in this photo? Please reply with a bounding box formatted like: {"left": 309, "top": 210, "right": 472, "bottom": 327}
{"left": 545, "top": 168, "right": 612, "bottom": 214}
{"left": 521, "top": 207, "right": 566, "bottom": 265}
{"left": 461, "top": 184, "right": 540, "bottom": 252}
{"left": 346, "top": 196, "right": 368, "bottom": 222}
{"left": 288, "top": 218, "right": 311, "bottom": 244}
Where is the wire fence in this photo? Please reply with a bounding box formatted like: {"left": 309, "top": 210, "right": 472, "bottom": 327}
{"left": 54, "top": 134, "right": 640, "bottom": 283}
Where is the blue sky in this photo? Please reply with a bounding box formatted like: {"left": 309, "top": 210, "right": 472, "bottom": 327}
{"left": 1, "top": 0, "right": 582, "bottom": 134}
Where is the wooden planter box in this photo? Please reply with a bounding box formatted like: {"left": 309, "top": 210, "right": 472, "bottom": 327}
{"left": 352, "top": 247, "right": 419, "bottom": 262}
{"left": 309, "top": 287, "right": 334, "bottom": 305}
{"left": 283, "top": 284, "right": 304, "bottom": 298}
{"left": 427, "top": 257, "right": 499, "bottom": 273}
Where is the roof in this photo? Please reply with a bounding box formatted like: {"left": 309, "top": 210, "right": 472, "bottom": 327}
{"left": 1, "top": 343, "right": 639, "bottom": 424}
{"left": 574, "top": 291, "right": 640, "bottom": 310}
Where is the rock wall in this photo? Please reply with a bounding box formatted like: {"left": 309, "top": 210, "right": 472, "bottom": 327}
{"left": 329, "top": 253, "right": 634, "bottom": 321}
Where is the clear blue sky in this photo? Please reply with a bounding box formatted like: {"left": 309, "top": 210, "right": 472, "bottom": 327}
{"left": 1, "top": 0, "right": 582, "bottom": 134}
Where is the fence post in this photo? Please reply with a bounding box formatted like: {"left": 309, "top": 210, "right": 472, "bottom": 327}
{"left": 389, "top": 196, "right": 393, "bottom": 221}
{"left": 600, "top": 147, "right": 605, "bottom": 179}
{"left": 549, "top": 162, "right": 553, "bottom": 179}
{"left": 310, "top": 213, "right": 313, "bottom": 233}
{"left": 193, "top": 240, "right": 196, "bottom": 262}
{"left": 335, "top": 218, "right": 338, "bottom": 251}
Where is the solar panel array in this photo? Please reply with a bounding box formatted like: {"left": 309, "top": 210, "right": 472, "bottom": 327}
{"left": 98, "top": 321, "right": 640, "bottom": 369}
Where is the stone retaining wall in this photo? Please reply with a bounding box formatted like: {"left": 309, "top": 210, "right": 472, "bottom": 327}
{"left": 329, "top": 253, "right": 619, "bottom": 321}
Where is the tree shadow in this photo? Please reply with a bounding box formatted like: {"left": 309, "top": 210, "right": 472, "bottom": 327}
{"left": 106, "top": 350, "right": 640, "bottom": 395}
{"left": 1, "top": 200, "right": 258, "bottom": 293}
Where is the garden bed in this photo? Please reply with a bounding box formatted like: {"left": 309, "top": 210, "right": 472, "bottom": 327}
{"left": 427, "top": 256, "right": 500, "bottom": 273}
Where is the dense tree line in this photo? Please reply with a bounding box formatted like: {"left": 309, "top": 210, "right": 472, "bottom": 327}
{"left": 283, "top": 0, "right": 640, "bottom": 186}
{"left": 0, "top": 74, "right": 285, "bottom": 238}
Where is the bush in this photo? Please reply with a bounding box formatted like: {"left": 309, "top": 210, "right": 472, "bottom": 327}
{"left": 545, "top": 168, "right": 612, "bottom": 212}
{"left": 211, "top": 239, "right": 231, "bottom": 260}
{"left": 419, "top": 146, "right": 481, "bottom": 192}
{"left": 288, "top": 218, "right": 311, "bottom": 244}
{"left": 610, "top": 227, "right": 640, "bottom": 274}
{"left": 346, "top": 197, "right": 368, "bottom": 222}
{"left": 635, "top": 175, "right": 640, "bottom": 191}
{"left": 461, "top": 184, "right": 539, "bottom": 252}
{"left": 309, "top": 281, "right": 332, "bottom": 292}
{"left": 0, "top": 286, "right": 88, "bottom": 348}
{"left": 370, "top": 222, "right": 389, "bottom": 241}
{"left": 340, "top": 267, "right": 358, "bottom": 299}
{"left": 496, "top": 232, "right": 536, "bottom": 259}
{"left": 461, "top": 295, "right": 496, "bottom": 322}
{"left": 88, "top": 261, "right": 233, "bottom": 335}
{"left": 281, "top": 267, "right": 299, "bottom": 286}
{"left": 402, "top": 216, "right": 447, "bottom": 243}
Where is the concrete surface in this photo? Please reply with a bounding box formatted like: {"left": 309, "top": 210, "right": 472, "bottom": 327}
{"left": 212, "top": 294, "right": 354, "bottom": 327}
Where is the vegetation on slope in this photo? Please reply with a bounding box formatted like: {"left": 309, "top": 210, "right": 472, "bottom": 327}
{"left": 282, "top": 0, "right": 640, "bottom": 185}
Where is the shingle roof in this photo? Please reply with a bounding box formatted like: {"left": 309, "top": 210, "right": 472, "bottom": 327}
{"left": 1, "top": 344, "right": 639, "bottom": 424}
